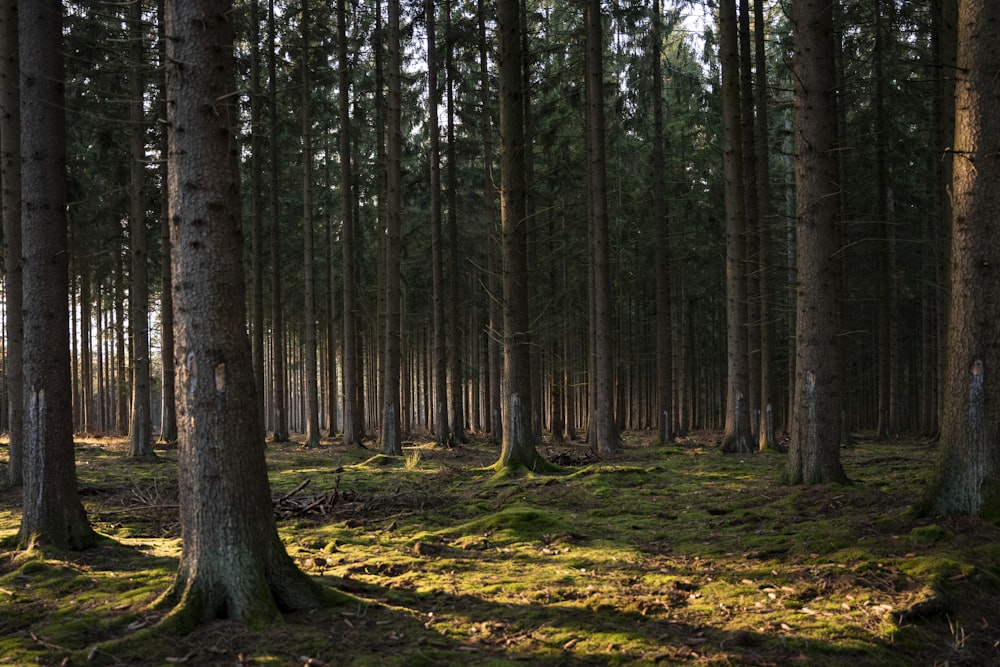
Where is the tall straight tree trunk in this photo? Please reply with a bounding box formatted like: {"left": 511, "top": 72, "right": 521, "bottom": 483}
{"left": 584, "top": 0, "right": 619, "bottom": 456}
{"left": 738, "top": 0, "right": 761, "bottom": 441}
{"left": 753, "top": 0, "right": 776, "bottom": 450}
{"left": 18, "top": 0, "right": 96, "bottom": 550}
{"left": 427, "top": 0, "right": 450, "bottom": 446}
{"left": 268, "top": 0, "right": 288, "bottom": 443}
{"left": 920, "top": 0, "right": 1000, "bottom": 519}
{"left": 157, "top": 0, "right": 333, "bottom": 626}
{"left": 300, "top": 0, "right": 320, "bottom": 448}
{"left": 786, "top": 0, "right": 849, "bottom": 485}
{"left": 445, "top": 1, "right": 467, "bottom": 444}
{"left": 719, "top": 0, "right": 752, "bottom": 454}
{"left": 340, "top": 0, "right": 362, "bottom": 447}
{"left": 381, "top": 0, "right": 403, "bottom": 456}
{"left": 478, "top": 0, "right": 502, "bottom": 444}
{"left": 1, "top": 0, "right": 23, "bottom": 485}
{"left": 129, "top": 0, "right": 153, "bottom": 457}
{"left": 926, "top": 0, "right": 957, "bottom": 438}
{"left": 651, "top": 0, "right": 672, "bottom": 445}
{"left": 493, "top": 0, "right": 548, "bottom": 472}
{"left": 249, "top": 0, "right": 266, "bottom": 438}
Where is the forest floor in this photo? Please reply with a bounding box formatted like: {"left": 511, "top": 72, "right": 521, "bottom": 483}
{"left": 1, "top": 431, "right": 999, "bottom": 666}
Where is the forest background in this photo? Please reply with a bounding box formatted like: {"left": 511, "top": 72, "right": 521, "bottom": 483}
{"left": 0, "top": 0, "right": 954, "bottom": 454}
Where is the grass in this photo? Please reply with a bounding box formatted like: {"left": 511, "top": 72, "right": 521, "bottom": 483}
{"left": 1, "top": 432, "right": 999, "bottom": 666}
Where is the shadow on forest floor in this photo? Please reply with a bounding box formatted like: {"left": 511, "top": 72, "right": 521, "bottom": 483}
{"left": 1, "top": 431, "right": 999, "bottom": 666}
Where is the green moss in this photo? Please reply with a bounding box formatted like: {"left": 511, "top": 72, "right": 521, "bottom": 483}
{"left": 909, "top": 524, "right": 953, "bottom": 544}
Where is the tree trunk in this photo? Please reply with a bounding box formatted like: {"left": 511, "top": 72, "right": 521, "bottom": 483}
{"left": 158, "top": 0, "right": 333, "bottom": 628}
{"left": 786, "top": 0, "right": 849, "bottom": 485}
{"left": 18, "top": 0, "right": 96, "bottom": 550}
{"left": 427, "top": 0, "right": 450, "bottom": 447}
{"left": 445, "top": 1, "right": 467, "bottom": 444}
{"left": 478, "top": 0, "right": 502, "bottom": 444}
{"left": 381, "top": 0, "right": 403, "bottom": 456}
{"left": 249, "top": 0, "right": 266, "bottom": 440}
{"left": 753, "top": 0, "right": 776, "bottom": 451}
{"left": 128, "top": 0, "right": 153, "bottom": 457}
{"left": 494, "top": 0, "right": 548, "bottom": 472}
{"left": 340, "top": 0, "right": 362, "bottom": 447}
{"left": 920, "top": 0, "right": 1000, "bottom": 519}
{"left": 268, "top": 0, "right": 288, "bottom": 443}
{"left": 585, "top": 0, "right": 619, "bottom": 456}
{"left": 651, "top": 0, "right": 672, "bottom": 445}
{"left": 1, "top": 0, "right": 23, "bottom": 485}
{"left": 719, "top": 0, "right": 752, "bottom": 454}
{"left": 300, "top": 0, "right": 321, "bottom": 448}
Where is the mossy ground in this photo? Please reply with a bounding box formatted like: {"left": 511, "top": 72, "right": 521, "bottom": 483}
{"left": 1, "top": 432, "right": 998, "bottom": 666}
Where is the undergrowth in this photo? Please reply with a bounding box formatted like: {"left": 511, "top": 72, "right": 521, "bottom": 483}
{"left": 0, "top": 432, "right": 998, "bottom": 666}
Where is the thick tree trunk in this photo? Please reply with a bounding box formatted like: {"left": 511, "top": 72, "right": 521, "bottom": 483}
{"left": 921, "top": 0, "right": 1000, "bottom": 519}
{"left": 1, "top": 0, "right": 23, "bottom": 485}
{"left": 158, "top": 0, "right": 332, "bottom": 628}
{"left": 18, "top": 0, "right": 96, "bottom": 550}
{"left": 786, "top": 0, "right": 849, "bottom": 485}
{"left": 494, "top": 0, "right": 549, "bottom": 473}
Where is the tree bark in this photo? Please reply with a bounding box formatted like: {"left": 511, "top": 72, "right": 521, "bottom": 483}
{"left": 445, "top": 1, "right": 467, "bottom": 444}
{"left": 786, "top": 0, "right": 849, "bottom": 485}
{"left": 158, "top": 0, "right": 333, "bottom": 628}
{"left": 1, "top": 0, "right": 23, "bottom": 485}
{"left": 719, "top": 0, "right": 752, "bottom": 454}
{"left": 493, "top": 0, "right": 549, "bottom": 472}
{"left": 18, "top": 0, "right": 96, "bottom": 550}
{"left": 157, "top": 0, "right": 177, "bottom": 445}
{"left": 651, "top": 0, "right": 672, "bottom": 445}
{"left": 268, "top": 0, "right": 288, "bottom": 443}
{"left": 920, "top": 0, "right": 1000, "bottom": 519}
{"left": 381, "top": 0, "right": 403, "bottom": 456}
{"left": 300, "top": 0, "right": 321, "bottom": 448}
{"left": 585, "top": 0, "right": 619, "bottom": 456}
{"left": 340, "top": 0, "right": 362, "bottom": 447}
{"left": 427, "top": 0, "right": 451, "bottom": 447}
{"left": 128, "top": 0, "right": 154, "bottom": 457}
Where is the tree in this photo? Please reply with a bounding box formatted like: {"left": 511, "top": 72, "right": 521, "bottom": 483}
{"left": 268, "top": 0, "right": 289, "bottom": 443}
{"left": 157, "top": 0, "right": 177, "bottom": 445}
{"left": 128, "top": 0, "right": 154, "bottom": 457}
{"left": 380, "top": 0, "right": 403, "bottom": 456}
{"left": 300, "top": 0, "right": 321, "bottom": 449}
{"left": 427, "top": 0, "right": 450, "bottom": 447}
{"left": 1, "top": 0, "right": 23, "bottom": 486}
{"left": 156, "top": 0, "right": 333, "bottom": 627}
{"left": 786, "top": 0, "right": 849, "bottom": 485}
{"left": 340, "top": 0, "right": 363, "bottom": 447}
{"left": 585, "top": 0, "right": 620, "bottom": 456}
{"left": 492, "top": 0, "right": 552, "bottom": 473}
{"left": 920, "top": 0, "right": 1000, "bottom": 519}
{"left": 719, "top": 0, "right": 752, "bottom": 454}
{"left": 18, "top": 0, "right": 97, "bottom": 550}
{"left": 650, "top": 0, "right": 672, "bottom": 445}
